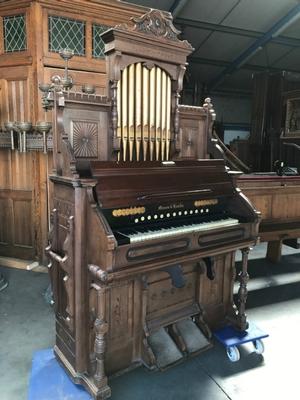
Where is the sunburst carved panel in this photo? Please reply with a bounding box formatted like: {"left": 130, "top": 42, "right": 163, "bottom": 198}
{"left": 71, "top": 120, "right": 98, "bottom": 158}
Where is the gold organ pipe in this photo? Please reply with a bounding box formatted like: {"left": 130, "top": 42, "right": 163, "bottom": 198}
{"left": 128, "top": 64, "right": 135, "bottom": 161}
{"left": 161, "top": 71, "right": 167, "bottom": 161}
{"left": 119, "top": 63, "right": 172, "bottom": 162}
{"left": 121, "top": 67, "right": 128, "bottom": 161}
{"left": 135, "top": 63, "right": 142, "bottom": 161}
{"left": 149, "top": 67, "right": 156, "bottom": 161}
{"left": 142, "top": 66, "right": 149, "bottom": 161}
{"left": 117, "top": 80, "right": 121, "bottom": 161}
{"left": 166, "top": 76, "right": 171, "bottom": 160}
{"left": 155, "top": 67, "right": 162, "bottom": 160}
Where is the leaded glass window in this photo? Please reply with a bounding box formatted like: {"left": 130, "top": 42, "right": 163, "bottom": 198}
{"left": 92, "top": 24, "right": 108, "bottom": 58}
{"left": 48, "top": 16, "right": 85, "bottom": 56}
{"left": 3, "top": 14, "right": 27, "bottom": 53}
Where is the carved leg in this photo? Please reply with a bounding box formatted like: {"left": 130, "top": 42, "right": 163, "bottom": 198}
{"left": 93, "top": 285, "right": 110, "bottom": 393}
{"left": 236, "top": 247, "right": 250, "bottom": 331}
{"left": 266, "top": 240, "right": 282, "bottom": 263}
{"left": 94, "top": 318, "right": 108, "bottom": 387}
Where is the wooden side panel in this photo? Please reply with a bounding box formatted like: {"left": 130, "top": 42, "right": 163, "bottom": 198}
{"left": 105, "top": 279, "right": 139, "bottom": 374}
{"left": 199, "top": 253, "right": 235, "bottom": 329}
{"left": 146, "top": 265, "right": 196, "bottom": 320}
{"left": 13, "top": 199, "right": 33, "bottom": 246}
{"left": 63, "top": 106, "right": 109, "bottom": 161}
{"left": 0, "top": 149, "right": 12, "bottom": 188}
{"left": 107, "top": 282, "right": 134, "bottom": 341}
{"left": 178, "top": 106, "right": 208, "bottom": 160}
{"left": 7, "top": 79, "right": 30, "bottom": 122}
{"left": 0, "top": 198, "right": 12, "bottom": 244}
{"left": 271, "top": 193, "right": 300, "bottom": 220}
{"left": 0, "top": 150, "right": 35, "bottom": 259}
{"left": 246, "top": 194, "right": 272, "bottom": 220}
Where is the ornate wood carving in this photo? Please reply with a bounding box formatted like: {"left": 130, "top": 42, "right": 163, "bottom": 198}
{"left": 89, "top": 268, "right": 111, "bottom": 396}
{"left": 94, "top": 317, "right": 109, "bottom": 388}
{"left": 46, "top": 214, "right": 75, "bottom": 332}
{"left": 72, "top": 120, "right": 98, "bottom": 158}
{"left": 235, "top": 247, "right": 250, "bottom": 331}
{"left": 132, "top": 9, "right": 180, "bottom": 40}
{"left": 174, "top": 91, "right": 181, "bottom": 153}
{"left": 114, "top": 9, "right": 192, "bottom": 50}
{"left": 111, "top": 80, "right": 121, "bottom": 153}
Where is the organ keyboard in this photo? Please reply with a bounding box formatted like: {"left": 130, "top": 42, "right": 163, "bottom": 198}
{"left": 118, "top": 216, "right": 240, "bottom": 244}
{"left": 79, "top": 159, "right": 260, "bottom": 272}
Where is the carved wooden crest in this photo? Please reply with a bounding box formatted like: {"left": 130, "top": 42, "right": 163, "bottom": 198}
{"left": 132, "top": 9, "right": 180, "bottom": 40}
{"left": 116, "top": 9, "right": 192, "bottom": 49}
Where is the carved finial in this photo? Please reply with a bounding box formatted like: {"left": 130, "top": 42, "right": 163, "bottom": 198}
{"left": 203, "top": 98, "right": 216, "bottom": 120}
{"left": 203, "top": 97, "right": 212, "bottom": 109}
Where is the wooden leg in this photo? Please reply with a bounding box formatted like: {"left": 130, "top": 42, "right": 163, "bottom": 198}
{"left": 266, "top": 240, "right": 282, "bottom": 263}
{"left": 236, "top": 247, "right": 250, "bottom": 331}
{"left": 93, "top": 285, "right": 109, "bottom": 391}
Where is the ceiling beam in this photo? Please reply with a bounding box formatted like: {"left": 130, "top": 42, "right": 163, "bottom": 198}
{"left": 190, "top": 56, "right": 282, "bottom": 73}
{"left": 175, "top": 17, "right": 300, "bottom": 48}
{"left": 169, "top": 0, "right": 190, "bottom": 18}
{"left": 208, "top": 4, "right": 300, "bottom": 91}
{"left": 190, "top": 56, "right": 300, "bottom": 78}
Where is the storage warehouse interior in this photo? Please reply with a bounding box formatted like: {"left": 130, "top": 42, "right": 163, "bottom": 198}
{"left": 0, "top": 0, "right": 300, "bottom": 399}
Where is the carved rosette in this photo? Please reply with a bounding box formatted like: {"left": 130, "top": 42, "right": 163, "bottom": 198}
{"left": 72, "top": 120, "right": 98, "bottom": 158}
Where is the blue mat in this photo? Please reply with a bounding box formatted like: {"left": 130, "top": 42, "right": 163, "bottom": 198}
{"left": 28, "top": 348, "right": 92, "bottom": 400}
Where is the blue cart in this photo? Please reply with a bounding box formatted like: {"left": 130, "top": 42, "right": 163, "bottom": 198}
{"left": 213, "top": 321, "right": 269, "bottom": 362}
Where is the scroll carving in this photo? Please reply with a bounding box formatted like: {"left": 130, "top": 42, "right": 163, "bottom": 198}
{"left": 116, "top": 9, "right": 192, "bottom": 49}
{"left": 132, "top": 10, "right": 180, "bottom": 42}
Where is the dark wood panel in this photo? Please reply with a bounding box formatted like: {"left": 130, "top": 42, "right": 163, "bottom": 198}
{"left": 0, "top": 198, "right": 12, "bottom": 245}
{"left": 13, "top": 199, "right": 33, "bottom": 247}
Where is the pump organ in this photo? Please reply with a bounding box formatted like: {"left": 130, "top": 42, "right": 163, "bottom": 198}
{"left": 46, "top": 8, "right": 260, "bottom": 400}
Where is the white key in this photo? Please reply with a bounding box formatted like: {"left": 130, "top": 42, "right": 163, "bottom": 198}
{"left": 128, "top": 218, "right": 239, "bottom": 243}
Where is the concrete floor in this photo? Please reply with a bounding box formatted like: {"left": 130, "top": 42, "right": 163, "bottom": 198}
{"left": 1, "top": 243, "right": 300, "bottom": 400}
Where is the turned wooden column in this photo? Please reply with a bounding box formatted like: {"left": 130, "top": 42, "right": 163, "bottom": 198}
{"left": 94, "top": 317, "right": 108, "bottom": 387}
{"left": 236, "top": 247, "right": 250, "bottom": 331}
{"left": 94, "top": 284, "right": 109, "bottom": 388}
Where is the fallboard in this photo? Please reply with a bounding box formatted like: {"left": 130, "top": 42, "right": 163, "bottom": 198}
{"left": 88, "top": 159, "right": 235, "bottom": 209}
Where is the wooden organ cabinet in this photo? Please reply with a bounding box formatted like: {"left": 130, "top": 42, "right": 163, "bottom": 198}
{"left": 0, "top": 0, "right": 147, "bottom": 264}
{"left": 46, "top": 9, "right": 260, "bottom": 400}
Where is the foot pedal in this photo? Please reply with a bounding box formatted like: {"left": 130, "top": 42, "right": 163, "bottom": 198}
{"left": 147, "top": 327, "right": 183, "bottom": 369}
{"left": 173, "top": 318, "right": 210, "bottom": 354}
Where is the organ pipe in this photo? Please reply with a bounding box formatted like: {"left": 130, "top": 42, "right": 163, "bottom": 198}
{"left": 118, "top": 63, "right": 172, "bottom": 161}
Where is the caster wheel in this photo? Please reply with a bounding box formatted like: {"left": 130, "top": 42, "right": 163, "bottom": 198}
{"left": 226, "top": 345, "right": 240, "bottom": 362}
{"left": 253, "top": 339, "right": 264, "bottom": 354}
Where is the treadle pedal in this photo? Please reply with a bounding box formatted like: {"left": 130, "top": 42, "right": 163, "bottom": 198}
{"left": 173, "top": 318, "right": 211, "bottom": 354}
{"left": 147, "top": 327, "right": 183, "bottom": 369}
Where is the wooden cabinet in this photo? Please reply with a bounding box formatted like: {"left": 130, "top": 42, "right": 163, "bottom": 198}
{"left": 0, "top": 0, "right": 147, "bottom": 263}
